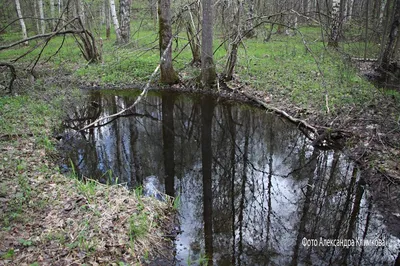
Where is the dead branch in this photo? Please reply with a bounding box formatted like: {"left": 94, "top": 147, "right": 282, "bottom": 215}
{"left": 238, "top": 89, "right": 318, "bottom": 139}
{"left": 80, "top": 38, "right": 176, "bottom": 131}
{"left": 0, "top": 29, "right": 85, "bottom": 52}
{"left": 0, "top": 62, "right": 16, "bottom": 93}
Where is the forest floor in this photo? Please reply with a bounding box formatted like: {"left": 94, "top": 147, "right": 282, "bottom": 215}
{"left": 0, "top": 87, "right": 176, "bottom": 265}
{"left": 1, "top": 26, "right": 400, "bottom": 264}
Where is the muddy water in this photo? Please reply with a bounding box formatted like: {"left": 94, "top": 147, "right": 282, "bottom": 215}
{"left": 61, "top": 89, "right": 399, "bottom": 265}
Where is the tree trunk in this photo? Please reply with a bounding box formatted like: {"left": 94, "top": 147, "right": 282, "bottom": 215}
{"left": 158, "top": 0, "right": 179, "bottom": 84}
{"left": 38, "top": 0, "right": 46, "bottom": 34}
{"left": 223, "top": 0, "right": 242, "bottom": 81}
{"left": 15, "top": 0, "right": 28, "bottom": 45}
{"left": 186, "top": 2, "right": 201, "bottom": 65}
{"left": 50, "top": 0, "right": 55, "bottom": 29}
{"left": 162, "top": 93, "right": 176, "bottom": 197}
{"left": 34, "top": 0, "right": 41, "bottom": 34}
{"left": 378, "top": 0, "right": 400, "bottom": 70}
{"left": 77, "top": 0, "right": 85, "bottom": 25}
{"left": 109, "top": 0, "right": 122, "bottom": 43}
{"left": 105, "top": 0, "right": 111, "bottom": 39}
{"left": 119, "top": 0, "right": 132, "bottom": 44}
{"left": 245, "top": 0, "right": 255, "bottom": 37}
{"left": 201, "top": 0, "right": 217, "bottom": 87}
{"left": 201, "top": 96, "right": 215, "bottom": 265}
{"left": 328, "top": 0, "right": 345, "bottom": 47}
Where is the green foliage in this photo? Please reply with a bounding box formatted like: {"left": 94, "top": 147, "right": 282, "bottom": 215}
{"left": 1, "top": 249, "right": 14, "bottom": 259}
{"left": 173, "top": 194, "right": 181, "bottom": 210}
{"left": 19, "top": 238, "right": 34, "bottom": 247}
{"left": 128, "top": 212, "right": 149, "bottom": 242}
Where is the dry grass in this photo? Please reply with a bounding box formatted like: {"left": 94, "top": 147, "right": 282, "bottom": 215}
{"left": 0, "top": 91, "right": 174, "bottom": 265}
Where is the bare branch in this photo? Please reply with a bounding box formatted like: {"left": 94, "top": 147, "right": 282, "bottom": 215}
{"left": 0, "top": 30, "right": 85, "bottom": 52}
{"left": 80, "top": 38, "right": 176, "bottom": 131}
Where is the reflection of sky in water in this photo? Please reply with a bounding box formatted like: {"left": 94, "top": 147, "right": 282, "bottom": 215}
{"left": 63, "top": 91, "right": 400, "bottom": 265}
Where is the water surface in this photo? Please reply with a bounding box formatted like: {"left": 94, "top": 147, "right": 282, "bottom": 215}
{"left": 61, "top": 89, "right": 400, "bottom": 265}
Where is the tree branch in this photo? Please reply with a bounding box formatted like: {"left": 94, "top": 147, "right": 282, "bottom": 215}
{"left": 0, "top": 62, "right": 16, "bottom": 93}
{"left": 80, "top": 38, "right": 176, "bottom": 131}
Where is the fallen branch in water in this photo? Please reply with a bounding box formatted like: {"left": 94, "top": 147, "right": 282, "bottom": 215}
{"left": 80, "top": 38, "right": 175, "bottom": 131}
{"left": 237, "top": 88, "right": 351, "bottom": 149}
{"left": 238, "top": 89, "right": 318, "bottom": 137}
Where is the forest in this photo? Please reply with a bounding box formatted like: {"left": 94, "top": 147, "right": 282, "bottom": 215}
{"left": 0, "top": 0, "right": 400, "bottom": 265}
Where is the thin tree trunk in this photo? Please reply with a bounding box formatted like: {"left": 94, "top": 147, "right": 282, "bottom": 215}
{"left": 158, "top": 0, "right": 179, "bottom": 84}
{"left": 119, "top": 0, "right": 132, "bottom": 44}
{"left": 34, "top": 0, "right": 41, "bottom": 34}
{"left": 201, "top": 96, "right": 215, "bottom": 266}
{"left": 105, "top": 0, "right": 111, "bottom": 39}
{"left": 379, "top": 0, "right": 400, "bottom": 70}
{"left": 109, "top": 0, "right": 122, "bottom": 43}
{"left": 15, "top": 0, "right": 28, "bottom": 45}
{"left": 38, "top": 0, "right": 46, "bottom": 34}
{"left": 162, "top": 93, "right": 176, "bottom": 197}
{"left": 186, "top": 3, "right": 201, "bottom": 65}
{"left": 77, "top": 0, "right": 85, "bottom": 25}
{"left": 50, "top": 0, "right": 55, "bottom": 29}
{"left": 201, "top": 0, "right": 217, "bottom": 87}
{"left": 328, "top": 0, "right": 345, "bottom": 47}
{"left": 246, "top": 0, "right": 255, "bottom": 37}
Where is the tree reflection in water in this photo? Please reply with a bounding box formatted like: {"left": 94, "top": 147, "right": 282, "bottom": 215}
{"left": 62, "top": 90, "right": 400, "bottom": 265}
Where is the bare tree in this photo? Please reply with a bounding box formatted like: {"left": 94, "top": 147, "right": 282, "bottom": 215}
{"left": 201, "top": 0, "right": 217, "bottom": 87}
{"left": 158, "top": 0, "right": 179, "bottom": 84}
{"left": 119, "top": 0, "right": 132, "bottom": 44}
{"left": 14, "top": 0, "right": 28, "bottom": 45}
{"left": 109, "top": 0, "right": 122, "bottom": 43}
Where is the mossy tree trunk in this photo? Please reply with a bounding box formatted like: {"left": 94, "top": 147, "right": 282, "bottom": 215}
{"left": 201, "top": 0, "right": 216, "bottom": 87}
{"left": 158, "top": 0, "right": 179, "bottom": 84}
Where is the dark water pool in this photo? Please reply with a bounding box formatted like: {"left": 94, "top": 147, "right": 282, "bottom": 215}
{"left": 61, "top": 89, "right": 399, "bottom": 265}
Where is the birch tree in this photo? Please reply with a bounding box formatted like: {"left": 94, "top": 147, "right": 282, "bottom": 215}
{"left": 119, "top": 0, "right": 132, "bottom": 44}
{"left": 77, "top": 0, "right": 85, "bottom": 25}
{"left": 201, "top": 0, "right": 217, "bottom": 87}
{"left": 38, "top": 0, "right": 46, "bottom": 34}
{"left": 328, "top": 0, "right": 345, "bottom": 47}
{"left": 15, "top": 0, "right": 28, "bottom": 45}
{"left": 158, "top": 0, "right": 179, "bottom": 84}
{"left": 50, "top": 0, "right": 55, "bottom": 29}
{"left": 109, "top": 0, "right": 122, "bottom": 43}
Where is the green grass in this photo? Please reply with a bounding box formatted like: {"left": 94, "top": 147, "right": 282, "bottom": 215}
{"left": 0, "top": 20, "right": 386, "bottom": 116}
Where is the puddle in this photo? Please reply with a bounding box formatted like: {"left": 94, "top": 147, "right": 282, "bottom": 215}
{"left": 60, "top": 89, "right": 400, "bottom": 265}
